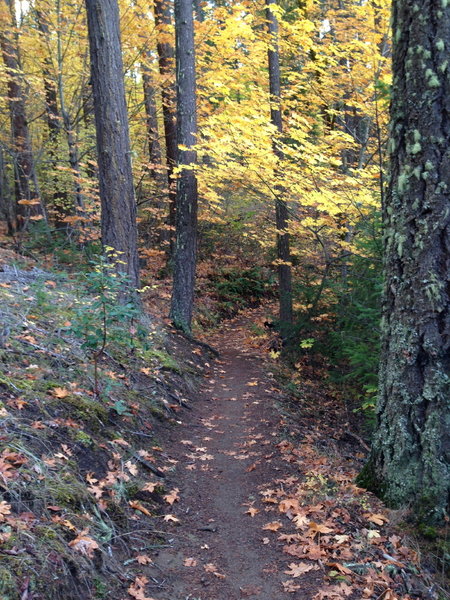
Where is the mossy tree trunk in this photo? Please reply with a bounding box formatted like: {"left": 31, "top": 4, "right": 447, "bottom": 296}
{"left": 169, "top": 0, "right": 198, "bottom": 333}
{"left": 85, "top": 0, "right": 139, "bottom": 288}
{"left": 358, "top": 0, "right": 450, "bottom": 523}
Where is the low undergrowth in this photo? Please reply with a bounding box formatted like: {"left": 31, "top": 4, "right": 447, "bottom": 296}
{"left": 0, "top": 254, "right": 207, "bottom": 599}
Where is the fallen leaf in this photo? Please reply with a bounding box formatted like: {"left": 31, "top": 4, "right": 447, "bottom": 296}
{"left": 284, "top": 562, "right": 319, "bottom": 577}
{"left": 51, "top": 387, "right": 69, "bottom": 399}
{"left": 293, "top": 513, "right": 310, "bottom": 528}
{"left": 129, "top": 501, "right": 152, "bottom": 517}
{"left": 282, "top": 580, "right": 301, "bottom": 593}
{"left": 309, "top": 521, "right": 334, "bottom": 535}
{"left": 142, "top": 482, "right": 158, "bottom": 493}
{"left": 334, "top": 534, "right": 350, "bottom": 544}
{"left": 136, "top": 555, "right": 153, "bottom": 565}
{"left": 164, "top": 488, "right": 180, "bottom": 505}
{"left": 263, "top": 521, "right": 282, "bottom": 531}
{"left": 183, "top": 557, "right": 197, "bottom": 567}
{"left": 367, "top": 529, "right": 381, "bottom": 539}
{"left": 128, "top": 575, "right": 157, "bottom": 600}
{"left": 246, "top": 507, "right": 259, "bottom": 517}
{"left": 69, "top": 529, "right": 99, "bottom": 557}
{"left": 0, "top": 501, "right": 11, "bottom": 522}
{"left": 163, "top": 514, "right": 180, "bottom": 523}
{"left": 365, "top": 512, "right": 389, "bottom": 526}
{"left": 125, "top": 460, "right": 138, "bottom": 476}
{"left": 326, "top": 562, "right": 353, "bottom": 575}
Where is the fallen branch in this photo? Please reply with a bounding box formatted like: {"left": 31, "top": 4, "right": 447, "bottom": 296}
{"left": 341, "top": 431, "right": 370, "bottom": 452}
{"left": 133, "top": 453, "right": 166, "bottom": 478}
{"left": 175, "top": 331, "right": 220, "bottom": 357}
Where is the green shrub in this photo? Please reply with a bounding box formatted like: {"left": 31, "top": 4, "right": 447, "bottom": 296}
{"left": 211, "top": 267, "right": 275, "bottom": 316}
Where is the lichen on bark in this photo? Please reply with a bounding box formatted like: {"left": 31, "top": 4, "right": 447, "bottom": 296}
{"left": 359, "top": 0, "right": 450, "bottom": 524}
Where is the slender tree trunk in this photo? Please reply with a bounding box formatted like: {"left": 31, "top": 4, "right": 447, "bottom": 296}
{"left": 170, "top": 0, "right": 198, "bottom": 333}
{"left": 56, "top": 0, "right": 84, "bottom": 213}
{"left": 142, "top": 59, "right": 163, "bottom": 183}
{"left": 358, "top": 0, "right": 450, "bottom": 523}
{"left": 34, "top": 7, "right": 71, "bottom": 225}
{"left": 142, "top": 58, "right": 169, "bottom": 245}
{"left": 0, "top": 0, "right": 42, "bottom": 229}
{"left": 153, "top": 0, "right": 177, "bottom": 257}
{"left": 0, "top": 144, "right": 14, "bottom": 234}
{"left": 85, "top": 0, "right": 139, "bottom": 288}
{"left": 266, "top": 0, "right": 293, "bottom": 336}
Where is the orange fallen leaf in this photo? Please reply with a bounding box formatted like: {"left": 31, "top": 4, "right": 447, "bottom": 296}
{"left": 129, "top": 501, "right": 152, "bottom": 517}
{"left": 142, "top": 482, "right": 158, "bottom": 493}
{"left": 183, "top": 557, "right": 197, "bottom": 567}
{"left": 51, "top": 387, "right": 69, "bottom": 399}
{"left": 164, "top": 488, "right": 180, "bottom": 505}
{"left": 327, "top": 562, "right": 353, "bottom": 575}
{"left": 308, "top": 521, "right": 334, "bottom": 535}
{"left": 279, "top": 498, "right": 300, "bottom": 514}
{"left": 284, "top": 562, "right": 319, "bottom": 577}
{"left": 364, "top": 512, "right": 389, "bottom": 526}
{"left": 69, "top": 529, "right": 99, "bottom": 557}
{"left": 263, "top": 521, "right": 282, "bottom": 531}
{"left": 128, "top": 575, "right": 157, "bottom": 600}
{"left": 136, "top": 554, "right": 153, "bottom": 565}
{"left": 246, "top": 507, "right": 259, "bottom": 517}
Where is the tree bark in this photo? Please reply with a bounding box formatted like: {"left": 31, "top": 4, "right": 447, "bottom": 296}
{"left": 0, "top": 0, "right": 42, "bottom": 228}
{"left": 0, "top": 144, "right": 14, "bottom": 234}
{"left": 266, "top": 0, "right": 293, "bottom": 337}
{"left": 85, "top": 0, "right": 139, "bottom": 288}
{"left": 142, "top": 58, "right": 163, "bottom": 184}
{"left": 153, "top": 0, "right": 177, "bottom": 256}
{"left": 34, "top": 6, "right": 71, "bottom": 225}
{"left": 358, "top": 0, "right": 450, "bottom": 523}
{"left": 169, "top": 0, "right": 198, "bottom": 333}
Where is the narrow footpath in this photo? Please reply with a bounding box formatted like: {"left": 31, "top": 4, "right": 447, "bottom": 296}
{"left": 145, "top": 320, "right": 322, "bottom": 599}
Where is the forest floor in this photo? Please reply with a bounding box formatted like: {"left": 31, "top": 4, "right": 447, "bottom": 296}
{"left": 143, "top": 313, "right": 320, "bottom": 600}
{"left": 0, "top": 243, "right": 446, "bottom": 600}
{"left": 140, "top": 309, "right": 444, "bottom": 600}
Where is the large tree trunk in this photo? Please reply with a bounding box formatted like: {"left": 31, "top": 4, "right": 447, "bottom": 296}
{"left": 358, "top": 0, "right": 450, "bottom": 523}
{"left": 153, "top": 0, "right": 177, "bottom": 257}
{"left": 266, "top": 0, "right": 293, "bottom": 336}
{"left": 85, "top": 0, "right": 139, "bottom": 288}
{"left": 0, "top": 0, "right": 42, "bottom": 228}
{"left": 169, "top": 0, "right": 198, "bottom": 333}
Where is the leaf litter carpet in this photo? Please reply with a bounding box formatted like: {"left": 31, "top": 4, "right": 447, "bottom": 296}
{"left": 142, "top": 317, "right": 432, "bottom": 600}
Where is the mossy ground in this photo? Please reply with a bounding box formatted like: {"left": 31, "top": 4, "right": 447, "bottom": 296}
{"left": 0, "top": 252, "right": 208, "bottom": 599}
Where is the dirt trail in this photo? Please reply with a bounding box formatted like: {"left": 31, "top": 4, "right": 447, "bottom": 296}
{"left": 146, "top": 321, "right": 321, "bottom": 600}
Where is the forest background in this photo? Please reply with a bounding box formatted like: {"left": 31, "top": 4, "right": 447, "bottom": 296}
{"left": 0, "top": 0, "right": 390, "bottom": 412}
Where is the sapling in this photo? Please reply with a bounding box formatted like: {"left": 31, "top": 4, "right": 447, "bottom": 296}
{"left": 70, "top": 250, "right": 139, "bottom": 397}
